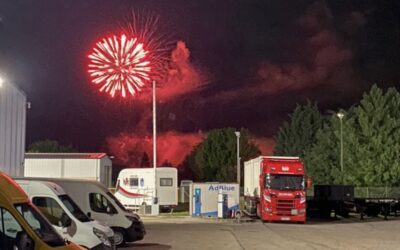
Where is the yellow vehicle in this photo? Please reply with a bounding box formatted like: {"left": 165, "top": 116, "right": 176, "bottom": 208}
{"left": 0, "top": 172, "right": 81, "bottom": 250}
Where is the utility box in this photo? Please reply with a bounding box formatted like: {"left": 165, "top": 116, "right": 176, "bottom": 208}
{"left": 190, "top": 182, "right": 239, "bottom": 218}
{"left": 179, "top": 180, "right": 193, "bottom": 203}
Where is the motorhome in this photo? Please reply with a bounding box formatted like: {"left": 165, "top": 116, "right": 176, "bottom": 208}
{"left": 115, "top": 168, "right": 178, "bottom": 211}
{"left": 15, "top": 179, "right": 115, "bottom": 249}
{"left": 0, "top": 172, "right": 80, "bottom": 250}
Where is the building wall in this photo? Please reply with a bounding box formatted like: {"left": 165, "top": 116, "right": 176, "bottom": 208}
{"left": 0, "top": 82, "right": 26, "bottom": 177}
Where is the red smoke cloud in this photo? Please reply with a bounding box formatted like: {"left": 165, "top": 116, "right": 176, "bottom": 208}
{"left": 107, "top": 131, "right": 204, "bottom": 167}
{"left": 212, "top": 1, "right": 362, "bottom": 103}
{"left": 257, "top": 2, "right": 354, "bottom": 94}
{"left": 251, "top": 137, "right": 275, "bottom": 155}
{"left": 138, "top": 41, "right": 207, "bottom": 102}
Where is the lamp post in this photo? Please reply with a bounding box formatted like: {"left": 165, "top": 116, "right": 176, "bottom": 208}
{"left": 337, "top": 112, "right": 344, "bottom": 183}
{"left": 152, "top": 80, "right": 158, "bottom": 207}
{"left": 235, "top": 131, "right": 241, "bottom": 187}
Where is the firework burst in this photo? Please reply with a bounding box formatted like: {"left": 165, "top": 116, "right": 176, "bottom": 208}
{"left": 88, "top": 34, "right": 151, "bottom": 98}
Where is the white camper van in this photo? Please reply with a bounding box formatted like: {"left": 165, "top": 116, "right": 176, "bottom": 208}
{"left": 43, "top": 179, "right": 146, "bottom": 247}
{"left": 15, "top": 179, "right": 115, "bottom": 249}
{"left": 115, "top": 168, "right": 178, "bottom": 211}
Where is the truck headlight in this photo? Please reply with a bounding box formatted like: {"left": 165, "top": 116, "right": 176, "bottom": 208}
{"left": 93, "top": 227, "right": 111, "bottom": 247}
{"left": 300, "top": 197, "right": 306, "bottom": 204}
{"left": 263, "top": 195, "right": 271, "bottom": 203}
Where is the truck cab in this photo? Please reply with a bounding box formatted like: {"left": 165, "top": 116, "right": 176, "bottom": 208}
{"left": 245, "top": 156, "right": 308, "bottom": 223}
{"left": 260, "top": 158, "right": 307, "bottom": 222}
{"left": 0, "top": 172, "right": 81, "bottom": 250}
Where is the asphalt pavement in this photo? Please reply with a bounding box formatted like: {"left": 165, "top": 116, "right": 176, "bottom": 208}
{"left": 121, "top": 216, "right": 400, "bottom": 250}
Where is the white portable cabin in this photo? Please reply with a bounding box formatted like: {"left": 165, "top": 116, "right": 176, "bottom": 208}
{"left": 24, "top": 153, "right": 113, "bottom": 187}
{"left": 115, "top": 167, "right": 178, "bottom": 210}
{"left": 0, "top": 81, "right": 27, "bottom": 177}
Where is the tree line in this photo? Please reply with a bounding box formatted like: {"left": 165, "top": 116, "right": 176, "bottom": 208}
{"left": 274, "top": 85, "right": 400, "bottom": 187}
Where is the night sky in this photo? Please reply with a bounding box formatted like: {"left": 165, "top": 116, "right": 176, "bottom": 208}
{"left": 1, "top": 1, "right": 400, "bottom": 166}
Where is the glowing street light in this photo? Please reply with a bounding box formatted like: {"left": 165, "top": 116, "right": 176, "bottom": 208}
{"left": 235, "top": 131, "right": 241, "bottom": 187}
{"left": 337, "top": 112, "right": 345, "bottom": 183}
{"left": 0, "top": 76, "right": 4, "bottom": 88}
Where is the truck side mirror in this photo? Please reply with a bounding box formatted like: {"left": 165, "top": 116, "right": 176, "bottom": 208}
{"left": 60, "top": 213, "right": 72, "bottom": 228}
{"left": 15, "top": 231, "right": 34, "bottom": 250}
{"left": 306, "top": 176, "right": 312, "bottom": 189}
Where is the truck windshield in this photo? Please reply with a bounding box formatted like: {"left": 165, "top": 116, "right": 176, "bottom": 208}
{"left": 15, "top": 203, "right": 66, "bottom": 247}
{"left": 265, "top": 174, "right": 304, "bottom": 190}
{"left": 59, "top": 194, "right": 91, "bottom": 222}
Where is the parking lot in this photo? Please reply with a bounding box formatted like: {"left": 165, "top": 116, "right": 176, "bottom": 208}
{"left": 122, "top": 216, "right": 400, "bottom": 250}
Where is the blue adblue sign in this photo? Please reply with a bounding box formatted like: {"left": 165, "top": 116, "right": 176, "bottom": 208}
{"left": 208, "top": 185, "right": 235, "bottom": 192}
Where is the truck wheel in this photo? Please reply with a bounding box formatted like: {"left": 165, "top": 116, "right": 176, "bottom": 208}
{"left": 113, "top": 228, "right": 126, "bottom": 247}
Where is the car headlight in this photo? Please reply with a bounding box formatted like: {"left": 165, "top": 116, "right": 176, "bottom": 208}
{"left": 263, "top": 194, "right": 271, "bottom": 203}
{"left": 93, "top": 227, "right": 111, "bottom": 247}
{"left": 300, "top": 196, "right": 306, "bottom": 204}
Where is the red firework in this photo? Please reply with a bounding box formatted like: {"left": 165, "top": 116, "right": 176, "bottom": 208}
{"left": 88, "top": 34, "right": 151, "bottom": 98}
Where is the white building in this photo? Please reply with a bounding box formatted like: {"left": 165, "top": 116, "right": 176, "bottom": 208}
{"left": 24, "top": 153, "right": 113, "bottom": 187}
{"left": 0, "top": 81, "right": 27, "bottom": 177}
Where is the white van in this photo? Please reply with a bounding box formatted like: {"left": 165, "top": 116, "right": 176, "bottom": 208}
{"left": 16, "top": 177, "right": 146, "bottom": 247}
{"left": 15, "top": 179, "right": 115, "bottom": 249}
{"left": 115, "top": 168, "right": 178, "bottom": 211}
{"left": 45, "top": 179, "right": 146, "bottom": 247}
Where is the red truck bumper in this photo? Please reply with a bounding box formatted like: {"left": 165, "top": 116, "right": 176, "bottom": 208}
{"left": 261, "top": 213, "right": 306, "bottom": 223}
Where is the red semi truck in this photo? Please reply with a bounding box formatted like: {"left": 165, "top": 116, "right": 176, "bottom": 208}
{"left": 244, "top": 156, "right": 310, "bottom": 223}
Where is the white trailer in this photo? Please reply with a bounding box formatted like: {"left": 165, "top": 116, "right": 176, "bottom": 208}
{"left": 24, "top": 153, "right": 113, "bottom": 187}
{"left": 115, "top": 167, "right": 178, "bottom": 211}
{"left": 189, "top": 183, "right": 239, "bottom": 217}
{"left": 0, "top": 81, "right": 27, "bottom": 177}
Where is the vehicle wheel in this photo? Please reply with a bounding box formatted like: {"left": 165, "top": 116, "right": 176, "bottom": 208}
{"left": 113, "top": 228, "right": 126, "bottom": 247}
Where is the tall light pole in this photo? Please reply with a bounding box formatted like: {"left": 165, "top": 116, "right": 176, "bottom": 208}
{"left": 235, "top": 131, "right": 241, "bottom": 187}
{"left": 337, "top": 112, "right": 344, "bottom": 183}
{"left": 152, "top": 80, "right": 158, "bottom": 205}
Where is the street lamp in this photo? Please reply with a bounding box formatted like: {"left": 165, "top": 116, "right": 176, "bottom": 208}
{"left": 0, "top": 76, "right": 4, "bottom": 88}
{"left": 235, "top": 131, "right": 241, "bottom": 187}
{"left": 337, "top": 112, "right": 344, "bottom": 183}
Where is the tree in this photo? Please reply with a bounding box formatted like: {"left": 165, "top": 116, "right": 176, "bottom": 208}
{"left": 305, "top": 85, "right": 400, "bottom": 186}
{"left": 185, "top": 128, "right": 260, "bottom": 183}
{"left": 274, "top": 102, "right": 323, "bottom": 158}
{"left": 28, "top": 140, "right": 77, "bottom": 153}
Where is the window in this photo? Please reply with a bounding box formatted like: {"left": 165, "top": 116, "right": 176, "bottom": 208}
{"left": 160, "top": 178, "right": 173, "bottom": 187}
{"left": 89, "top": 193, "right": 117, "bottom": 214}
{"left": 130, "top": 176, "right": 139, "bottom": 187}
{"left": 15, "top": 203, "right": 65, "bottom": 247}
{"left": 59, "top": 195, "right": 90, "bottom": 223}
{"left": 0, "top": 207, "right": 31, "bottom": 249}
{"left": 32, "top": 197, "right": 67, "bottom": 226}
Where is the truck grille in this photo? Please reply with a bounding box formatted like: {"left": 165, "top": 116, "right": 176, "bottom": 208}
{"left": 276, "top": 199, "right": 295, "bottom": 215}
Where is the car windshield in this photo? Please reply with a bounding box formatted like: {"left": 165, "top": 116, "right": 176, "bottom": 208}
{"left": 15, "top": 203, "right": 65, "bottom": 247}
{"left": 59, "top": 194, "right": 91, "bottom": 222}
{"left": 265, "top": 174, "right": 304, "bottom": 191}
{"left": 106, "top": 191, "right": 128, "bottom": 212}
